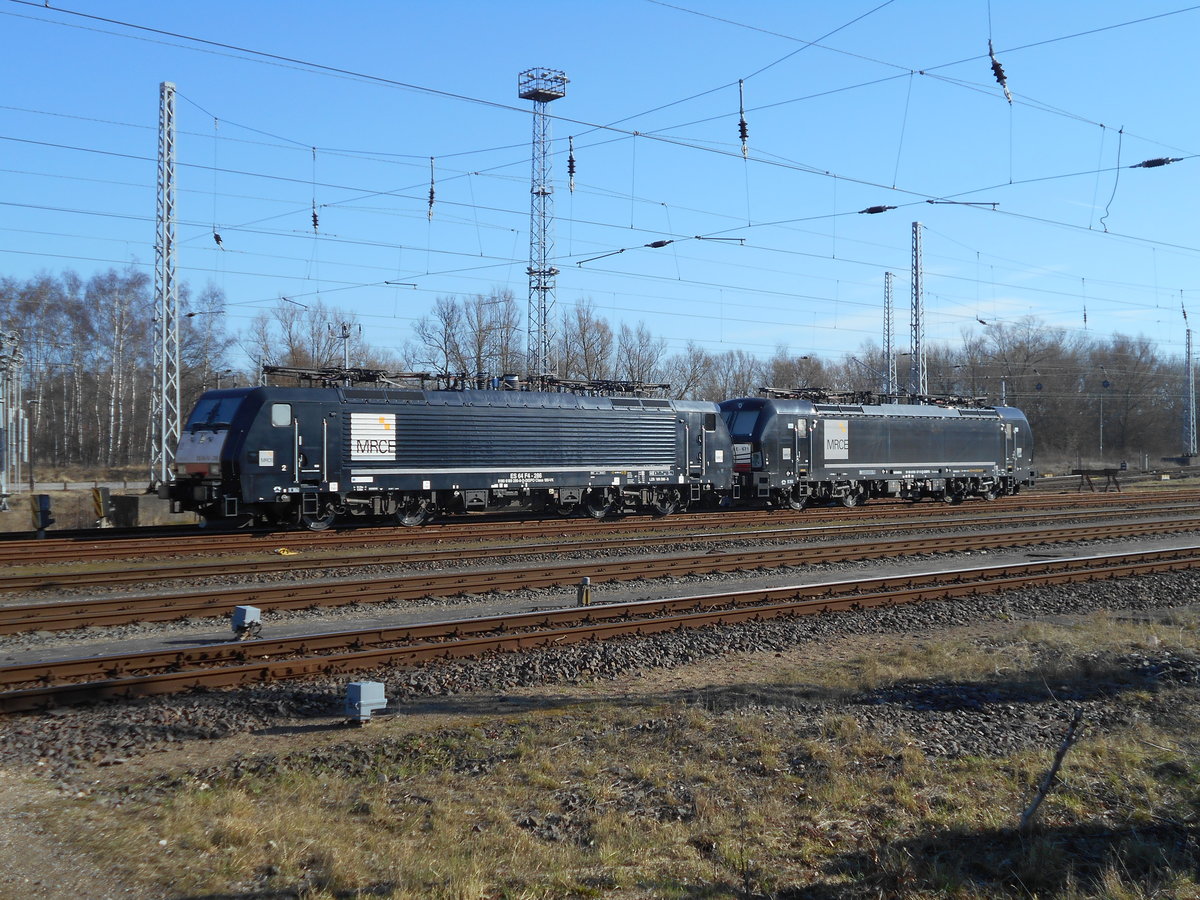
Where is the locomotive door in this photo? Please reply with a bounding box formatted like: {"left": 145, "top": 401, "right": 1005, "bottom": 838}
{"left": 293, "top": 413, "right": 325, "bottom": 484}
{"left": 686, "top": 415, "right": 704, "bottom": 478}
{"left": 793, "top": 417, "right": 810, "bottom": 476}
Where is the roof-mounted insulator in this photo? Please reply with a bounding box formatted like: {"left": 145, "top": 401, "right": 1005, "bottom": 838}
{"left": 1131, "top": 157, "right": 1182, "bottom": 168}
{"left": 738, "top": 79, "right": 749, "bottom": 158}
{"left": 427, "top": 157, "right": 435, "bottom": 221}
{"left": 858, "top": 205, "right": 897, "bottom": 214}
{"left": 988, "top": 40, "right": 1012, "bottom": 104}
{"left": 567, "top": 136, "right": 576, "bottom": 193}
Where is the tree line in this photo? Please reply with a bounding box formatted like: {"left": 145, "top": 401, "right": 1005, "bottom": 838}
{"left": 0, "top": 268, "right": 1192, "bottom": 473}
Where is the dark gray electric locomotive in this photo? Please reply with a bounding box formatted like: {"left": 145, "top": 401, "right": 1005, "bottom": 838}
{"left": 164, "top": 385, "right": 732, "bottom": 529}
{"left": 719, "top": 396, "right": 1034, "bottom": 508}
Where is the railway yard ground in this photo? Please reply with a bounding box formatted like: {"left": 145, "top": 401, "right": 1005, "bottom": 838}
{"left": 0, "top": 487, "right": 1198, "bottom": 898}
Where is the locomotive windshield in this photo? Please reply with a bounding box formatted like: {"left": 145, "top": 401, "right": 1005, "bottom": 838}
{"left": 723, "top": 408, "right": 760, "bottom": 438}
{"left": 185, "top": 395, "right": 243, "bottom": 431}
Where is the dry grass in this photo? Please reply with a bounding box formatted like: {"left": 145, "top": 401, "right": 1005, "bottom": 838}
{"left": 35, "top": 610, "right": 1200, "bottom": 898}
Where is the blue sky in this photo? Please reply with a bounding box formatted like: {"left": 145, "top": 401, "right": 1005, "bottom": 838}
{"left": 3, "top": 0, "right": 1198, "bottom": 369}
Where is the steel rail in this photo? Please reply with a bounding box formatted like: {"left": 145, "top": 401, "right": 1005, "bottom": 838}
{"left": 2, "top": 490, "right": 1195, "bottom": 566}
{"left": 2, "top": 517, "right": 1199, "bottom": 635}
{"left": 4, "top": 504, "right": 1193, "bottom": 593}
{"left": 2, "top": 546, "right": 1197, "bottom": 713}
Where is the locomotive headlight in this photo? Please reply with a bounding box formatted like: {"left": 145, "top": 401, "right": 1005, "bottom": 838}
{"left": 208, "top": 463, "right": 222, "bottom": 476}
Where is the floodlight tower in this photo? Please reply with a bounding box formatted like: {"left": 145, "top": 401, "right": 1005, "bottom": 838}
{"left": 518, "top": 68, "right": 568, "bottom": 380}
{"left": 151, "top": 80, "right": 181, "bottom": 487}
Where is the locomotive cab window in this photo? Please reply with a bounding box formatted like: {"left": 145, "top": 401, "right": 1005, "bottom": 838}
{"left": 185, "top": 396, "right": 241, "bottom": 430}
{"left": 704, "top": 413, "right": 717, "bottom": 431}
{"left": 723, "top": 409, "right": 759, "bottom": 437}
{"left": 270, "top": 403, "right": 292, "bottom": 427}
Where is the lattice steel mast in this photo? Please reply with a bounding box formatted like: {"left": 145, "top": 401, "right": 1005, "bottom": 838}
{"left": 883, "top": 271, "right": 896, "bottom": 399}
{"left": 1186, "top": 326, "right": 1197, "bottom": 458}
{"left": 151, "top": 80, "right": 181, "bottom": 486}
{"left": 0, "top": 332, "right": 23, "bottom": 508}
{"left": 518, "top": 68, "right": 568, "bottom": 380}
{"left": 909, "top": 222, "right": 927, "bottom": 399}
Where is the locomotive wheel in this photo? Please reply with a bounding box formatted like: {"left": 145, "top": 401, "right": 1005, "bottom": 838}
{"left": 983, "top": 487, "right": 1000, "bottom": 501}
{"left": 942, "top": 491, "right": 964, "bottom": 505}
{"left": 583, "top": 492, "right": 614, "bottom": 520}
{"left": 840, "top": 491, "right": 861, "bottom": 509}
{"left": 299, "top": 507, "right": 336, "bottom": 531}
{"left": 396, "top": 500, "right": 432, "bottom": 527}
{"left": 552, "top": 502, "right": 578, "bottom": 518}
{"left": 649, "top": 491, "right": 681, "bottom": 517}
{"left": 787, "top": 489, "right": 809, "bottom": 511}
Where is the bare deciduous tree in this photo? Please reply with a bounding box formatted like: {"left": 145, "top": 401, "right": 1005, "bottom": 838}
{"left": 559, "top": 298, "right": 614, "bottom": 381}
{"left": 615, "top": 321, "right": 666, "bottom": 384}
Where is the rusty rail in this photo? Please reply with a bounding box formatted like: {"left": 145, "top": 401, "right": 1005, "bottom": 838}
{"left": 2, "top": 545, "right": 1197, "bottom": 714}
{"left": 1, "top": 490, "right": 1195, "bottom": 567}
{"left": 3, "top": 503, "right": 1195, "bottom": 593}
{"left": 2, "top": 517, "right": 1199, "bottom": 635}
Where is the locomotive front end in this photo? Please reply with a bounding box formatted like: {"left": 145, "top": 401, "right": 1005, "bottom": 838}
{"left": 161, "top": 389, "right": 249, "bottom": 523}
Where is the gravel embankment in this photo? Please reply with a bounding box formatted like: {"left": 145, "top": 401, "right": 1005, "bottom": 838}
{"left": 1, "top": 555, "right": 1196, "bottom": 783}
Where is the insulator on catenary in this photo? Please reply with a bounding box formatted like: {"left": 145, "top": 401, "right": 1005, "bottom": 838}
{"left": 1131, "top": 157, "right": 1182, "bottom": 168}
{"left": 988, "top": 40, "right": 1012, "bottom": 104}
{"left": 644, "top": 239, "right": 673, "bottom": 249}
{"left": 568, "top": 136, "right": 576, "bottom": 193}
{"left": 427, "top": 157, "right": 436, "bottom": 220}
{"left": 311, "top": 204, "right": 319, "bottom": 233}
{"left": 738, "top": 79, "right": 749, "bottom": 158}
{"left": 213, "top": 231, "right": 224, "bottom": 249}
{"left": 858, "top": 205, "right": 896, "bottom": 215}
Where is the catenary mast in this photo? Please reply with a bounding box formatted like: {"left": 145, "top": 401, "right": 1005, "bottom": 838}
{"left": 151, "top": 80, "right": 180, "bottom": 487}
{"left": 909, "top": 222, "right": 927, "bottom": 399}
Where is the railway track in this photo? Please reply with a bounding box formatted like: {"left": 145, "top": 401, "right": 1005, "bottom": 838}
{"left": 2, "top": 502, "right": 1198, "bottom": 593}
{"left": 2, "top": 489, "right": 1197, "bottom": 567}
{"left": 2, "top": 544, "right": 1196, "bottom": 714}
{"left": 3, "top": 516, "right": 1199, "bottom": 635}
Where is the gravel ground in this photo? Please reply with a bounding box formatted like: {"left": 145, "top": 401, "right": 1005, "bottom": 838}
{"left": 0, "top": 530, "right": 1198, "bottom": 899}
{"left": 3, "top": 529, "right": 1195, "bottom": 661}
{"left": 1, "top": 538, "right": 1196, "bottom": 781}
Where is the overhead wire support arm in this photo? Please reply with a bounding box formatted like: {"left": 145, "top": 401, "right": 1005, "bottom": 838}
{"left": 927, "top": 200, "right": 999, "bottom": 208}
